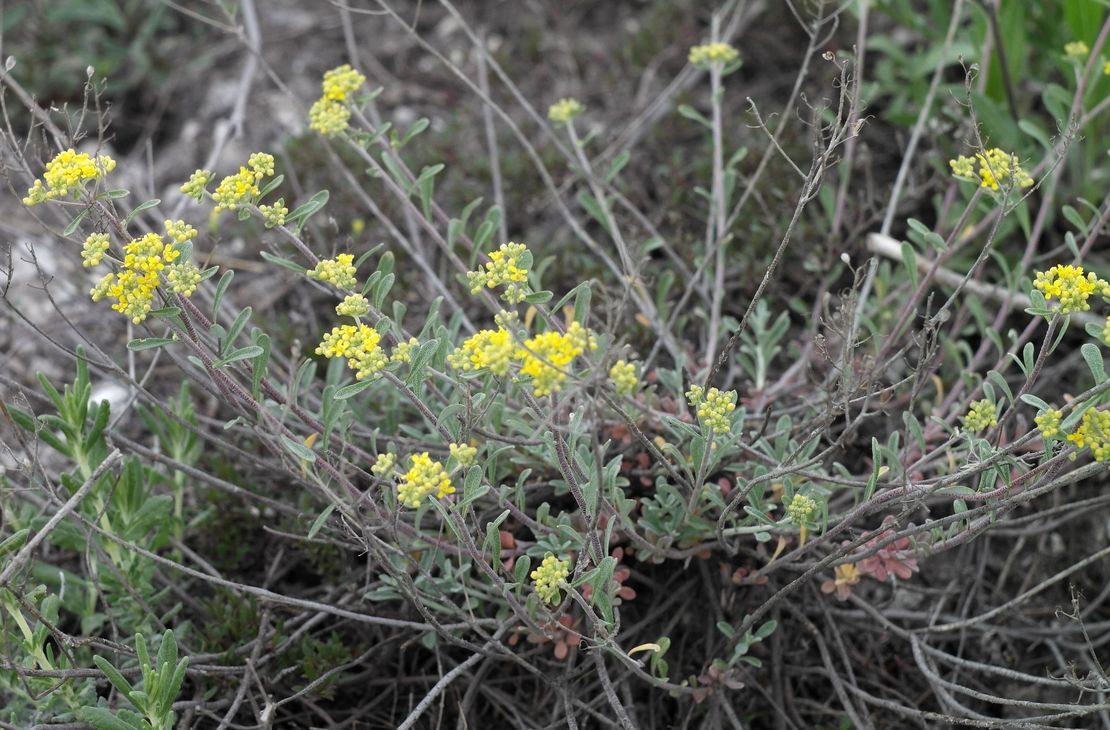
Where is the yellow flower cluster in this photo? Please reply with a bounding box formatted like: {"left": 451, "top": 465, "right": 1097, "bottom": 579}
{"left": 180, "top": 169, "right": 213, "bottom": 201}
{"left": 449, "top": 442, "right": 477, "bottom": 467}
{"left": 787, "top": 493, "right": 817, "bottom": 524}
{"left": 81, "top": 233, "right": 110, "bottom": 268}
{"left": 259, "top": 201, "right": 287, "bottom": 228}
{"left": 336, "top": 293, "right": 370, "bottom": 318}
{"left": 371, "top": 452, "right": 396, "bottom": 476}
{"left": 609, "top": 360, "right": 639, "bottom": 396}
{"left": 1033, "top": 264, "right": 1109, "bottom": 314}
{"left": 309, "top": 64, "right": 366, "bottom": 137}
{"left": 165, "top": 261, "right": 202, "bottom": 297}
{"left": 1067, "top": 409, "right": 1110, "bottom": 461}
{"left": 211, "top": 153, "right": 274, "bottom": 213}
{"left": 390, "top": 336, "right": 419, "bottom": 363}
{"left": 685, "top": 384, "right": 737, "bottom": 436}
{"left": 518, "top": 321, "right": 596, "bottom": 397}
{"left": 1035, "top": 408, "right": 1063, "bottom": 440}
{"left": 688, "top": 42, "right": 740, "bottom": 67}
{"left": 530, "top": 553, "right": 570, "bottom": 605}
{"left": 1103, "top": 315, "right": 1110, "bottom": 345}
{"left": 466, "top": 242, "right": 530, "bottom": 304}
{"left": 315, "top": 323, "right": 387, "bottom": 380}
{"left": 23, "top": 148, "right": 116, "bottom": 205}
{"left": 949, "top": 148, "right": 1033, "bottom": 191}
{"left": 962, "top": 399, "right": 997, "bottom": 432}
{"left": 89, "top": 231, "right": 191, "bottom": 323}
{"left": 1065, "top": 41, "right": 1089, "bottom": 58}
{"left": 308, "top": 254, "right": 358, "bottom": 290}
{"left": 448, "top": 327, "right": 516, "bottom": 375}
{"left": 163, "top": 219, "right": 198, "bottom": 244}
{"left": 397, "top": 452, "right": 454, "bottom": 508}
{"left": 548, "top": 98, "right": 584, "bottom": 126}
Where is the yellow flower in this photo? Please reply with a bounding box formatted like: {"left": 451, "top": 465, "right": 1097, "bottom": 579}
{"left": 23, "top": 148, "right": 115, "bottom": 205}
{"left": 449, "top": 442, "right": 477, "bottom": 467}
{"left": 962, "top": 399, "right": 997, "bottom": 432}
{"left": 1067, "top": 409, "right": 1110, "bottom": 461}
{"left": 164, "top": 219, "right": 198, "bottom": 244}
{"left": 950, "top": 147, "right": 1033, "bottom": 190}
{"left": 308, "top": 254, "right": 358, "bottom": 290}
{"left": 688, "top": 42, "right": 740, "bottom": 67}
{"left": 166, "top": 261, "right": 202, "bottom": 296}
{"left": 309, "top": 98, "right": 352, "bottom": 137}
{"left": 258, "top": 201, "right": 287, "bottom": 228}
{"left": 389, "top": 336, "right": 420, "bottom": 363}
{"left": 1065, "top": 41, "right": 1089, "bottom": 58}
{"left": 180, "top": 169, "right": 213, "bottom": 201}
{"left": 530, "top": 553, "right": 570, "bottom": 605}
{"left": 517, "top": 321, "right": 596, "bottom": 397}
{"left": 371, "top": 452, "right": 396, "bottom": 476}
{"left": 315, "top": 323, "right": 387, "bottom": 380}
{"left": 1035, "top": 408, "right": 1063, "bottom": 440}
{"left": 609, "top": 359, "right": 639, "bottom": 396}
{"left": 321, "top": 64, "right": 366, "bottom": 102}
{"left": 1033, "top": 264, "right": 1109, "bottom": 314}
{"left": 448, "top": 327, "right": 516, "bottom": 376}
{"left": 466, "top": 242, "right": 531, "bottom": 304}
{"left": 81, "top": 233, "right": 110, "bottom": 268}
{"left": 548, "top": 98, "right": 584, "bottom": 126}
{"left": 787, "top": 493, "right": 817, "bottom": 523}
{"left": 336, "top": 293, "right": 370, "bottom": 318}
{"left": 686, "top": 384, "right": 736, "bottom": 435}
{"left": 212, "top": 166, "right": 260, "bottom": 213}
{"left": 397, "top": 452, "right": 454, "bottom": 508}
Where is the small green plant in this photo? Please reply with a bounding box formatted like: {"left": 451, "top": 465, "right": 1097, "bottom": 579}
{"left": 83, "top": 631, "right": 188, "bottom": 730}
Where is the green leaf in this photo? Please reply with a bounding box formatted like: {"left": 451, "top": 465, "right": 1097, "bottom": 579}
{"left": 334, "top": 379, "right": 374, "bottom": 400}
{"left": 93, "top": 655, "right": 135, "bottom": 701}
{"left": 211, "top": 270, "right": 234, "bottom": 322}
{"left": 287, "top": 190, "right": 330, "bottom": 233}
{"left": 126, "top": 337, "right": 175, "bottom": 352}
{"left": 1019, "top": 393, "right": 1050, "bottom": 411}
{"left": 281, "top": 435, "right": 316, "bottom": 462}
{"left": 80, "top": 707, "right": 142, "bottom": 730}
{"left": 214, "top": 346, "right": 264, "bottom": 367}
{"left": 308, "top": 504, "right": 337, "bottom": 539}
{"left": 677, "top": 104, "right": 712, "bottom": 128}
{"left": 123, "top": 198, "right": 161, "bottom": 228}
{"left": 1082, "top": 342, "right": 1106, "bottom": 384}
{"left": 64, "top": 209, "right": 90, "bottom": 236}
{"left": 259, "top": 251, "right": 307, "bottom": 273}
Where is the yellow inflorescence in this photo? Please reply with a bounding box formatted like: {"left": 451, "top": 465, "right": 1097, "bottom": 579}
{"left": 548, "top": 98, "right": 584, "bottom": 126}
{"left": 688, "top": 42, "right": 740, "bottom": 67}
{"left": 466, "top": 242, "right": 530, "bottom": 304}
{"left": 609, "top": 360, "right": 639, "bottom": 396}
{"left": 448, "top": 327, "right": 516, "bottom": 376}
{"left": 1035, "top": 408, "right": 1063, "bottom": 440}
{"left": 308, "top": 254, "right": 358, "bottom": 290}
{"left": 1033, "top": 264, "right": 1110, "bottom": 314}
{"left": 449, "top": 442, "right": 477, "bottom": 467}
{"left": 1065, "top": 41, "right": 1089, "bottom": 58}
{"left": 259, "top": 201, "right": 288, "bottom": 229}
{"left": 322, "top": 64, "right": 366, "bottom": 102}
{"left": 397, "top": 452, "right": 454, "bottom": 508}
{"left": 86, "top": 231, "right": 191, "bottom": 324}
{"left": 686, "top": 384, "right": 737, "bottom": 436}
{"left": 518, "top": 321, "right": 596, "bottom": 397}
{"left": 1102, "top": 315, "right": 1110, "bottom": 345}
{"left": 81, "top": 233, "right": 110, "bottom": 268}
{"left": 315, "top": 323, "right": 387, "bottom": 380}
{"left": 949, "top": 148, "right": 1033, "bottom": 191}
{"left": 530, "top": 553, "right": 570, "bottom": 605}
{"left": 309, "top": 98, "right": 351, "bottom": 137}
{"left": 962, "top": 399, "right": 997, "bottom": 432}
{"left": 335, "top": 293, "right": 370, "bottom": 318}
{"left": 787, "top": 493, "right": 817, "bottom": 524}
{"left": 23, "top": 148, "right": 116, "bottom": 205}
{"left": 1067, "top": 409, "right": 1110, "bottom": 461}
{"left": 308, "top": 65, "right": 366, "bottom": 136}
{"left": 389, "top": 336, "right": 420, "bottom": 364}
{"left": 164, "top": 219, "right": 198, "bottom": 244}
{"left": 180, "top": 169, "right": 213, "bottom": 201}
{"left": 371, "top": 452, "right": 396, "bottom": 476}
{"left": 210, "top": 153, "right": 275, "bottom": 213}
{"left": 166, "top": 261, "right": 202, "bottom": 297}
